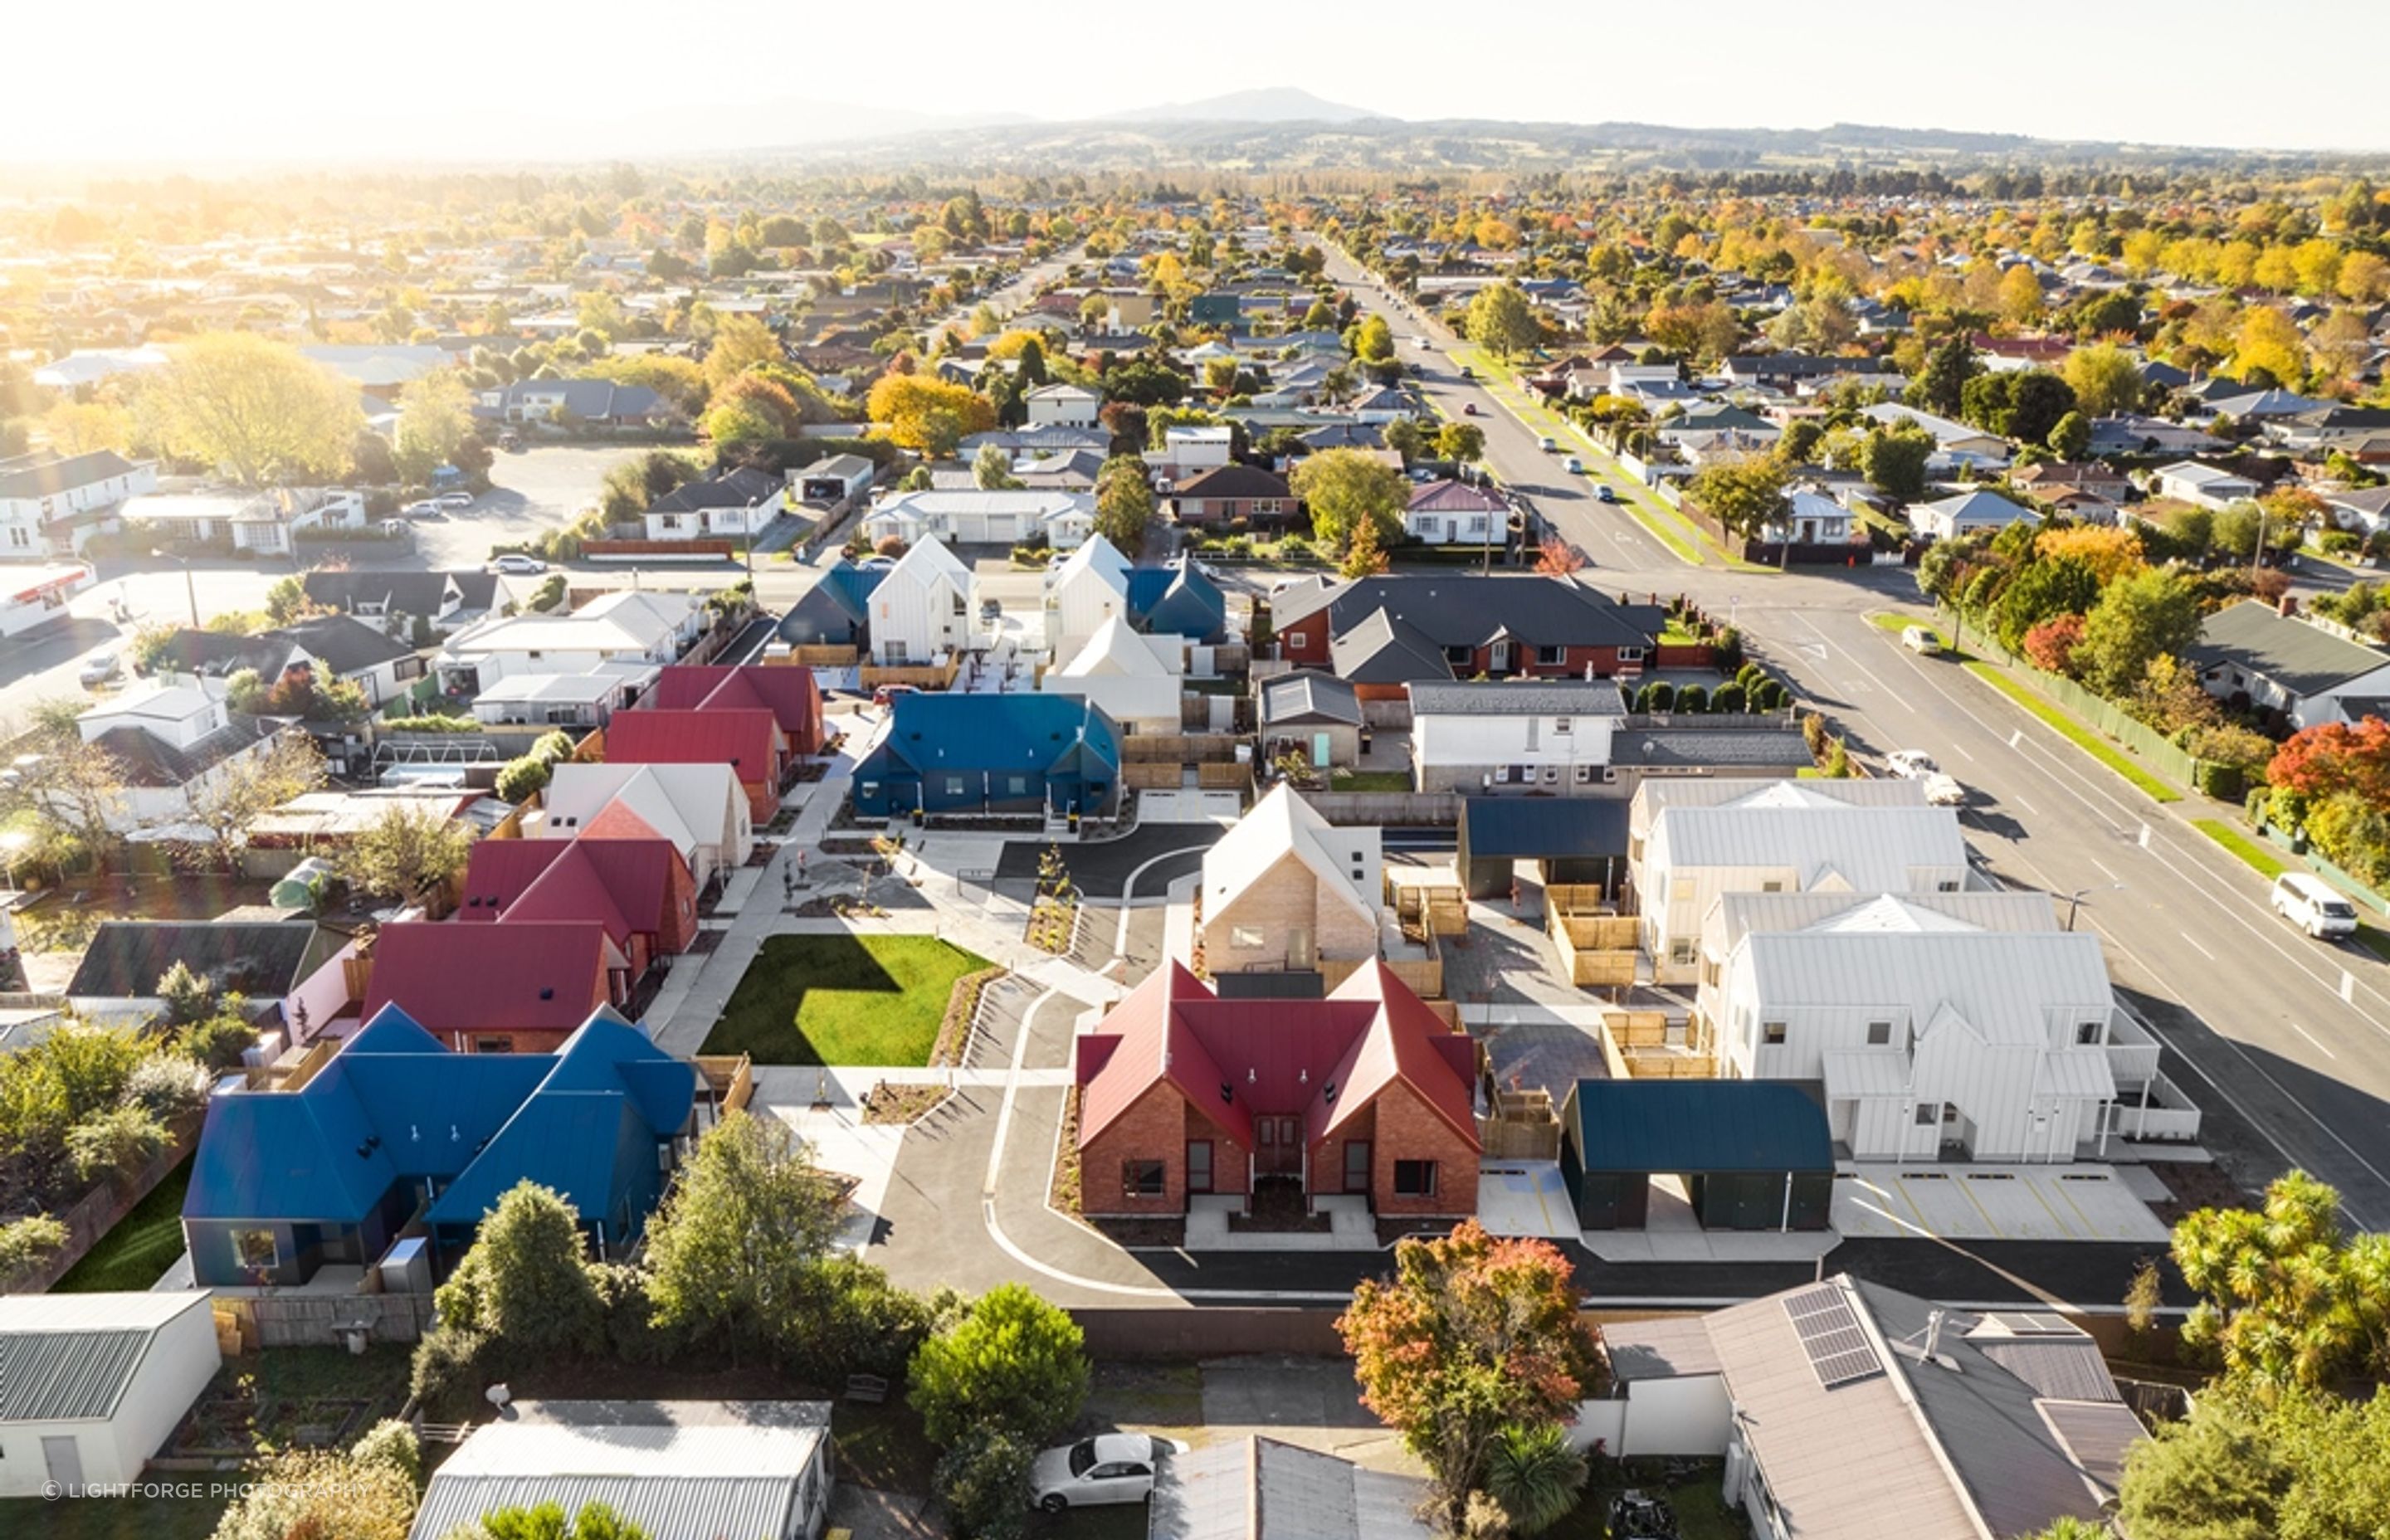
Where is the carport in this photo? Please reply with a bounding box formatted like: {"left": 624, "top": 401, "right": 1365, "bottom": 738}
{"left": 1558, "top": 1080, "right": 1834, "bottom": 1231}
{"left": 1456, "top": 797, "right": 1629, "bottom": 900}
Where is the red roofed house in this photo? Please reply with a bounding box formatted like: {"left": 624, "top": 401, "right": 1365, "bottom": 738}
{"left": 1073, "top": 961, "right": 1480, "bottom": 1220}
{"left": 456, "top": 836, "right": 699, "bottom": 980}
{"left": 602, "top": 707, "right": 783, "bottom": 822}
{"left": 361, "top": 920, "right": 625, "bottom": 1054}
{"left": 646, "top": 665, "right": 826, "bottom": 762}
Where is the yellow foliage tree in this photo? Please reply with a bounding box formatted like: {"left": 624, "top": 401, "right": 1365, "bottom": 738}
{"left": 2035, "top": 524, "right": 2144, "bottom": 584}
{"left": 146, "top": 332, "right": 359, "bottom": 486}
{"left": 865, "top": 375, "right": 996, "bottom": 457}
{"left": 2231, "top": 306, "right": 2308, "bottom": 385}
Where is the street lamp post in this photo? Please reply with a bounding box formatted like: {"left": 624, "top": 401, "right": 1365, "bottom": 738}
{"left": 150, "top": 548, "right": 199, "bottom": 629}
{"left": 2064, "top": 882, "right": 2124, "bottom": 932}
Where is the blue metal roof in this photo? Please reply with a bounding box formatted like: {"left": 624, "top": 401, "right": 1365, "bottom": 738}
{"left": 865, "top": 693, "right": 1123, "bottom": 779}
{"left": 1461, "top": 797, "right": 1629, "bottom": 860}
{"left": 1564, "top": 1080, "right": 1833, "bottom": 1174}
{"left": 1127, "top": 563, "right": 1227, "bottom": 642}
{"left": 185, "top": 1003, "right": 693, "bottom": 1226}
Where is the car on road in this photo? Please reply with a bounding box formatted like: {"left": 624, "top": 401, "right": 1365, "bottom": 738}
{"left": 1458, "top": 364, "right": 1475, "bottom": 379}
{"left": 1461, "top": 402, "right": 1480, "bottom": 416}
{"left": 1412, "top": 336, "right": 1431, "bottom": 348}
{"left": 433, "top": 491, "right": 474, "bottom": 508}
{"left": 1538, "top": 436, "right": 1559, "bottom": 452}
{"left": 1921, "top": 772, "right": 1966, "bottom": 807}
{"left": 1885, "top": 749, "right": 1940, "bottom": 780}
{"left": 1595, "top": 484, "right": 1617, "bottom": 503}
{"left": 487, "top": 553, "right": 548, "bottom": 575}
{"left": 1562, "top": 456, "right": 1585, "bottom": 475}
{"left": 78, "top": 652, "right": 121, "bottom": 690}
{"left": 1901, "top": 625, "right": 1943, "bottom": 655}
{"left": 1028, "top": 1434, "right": 1187, "bottom": 1513}
{"left": 2273, "top": 873, "right": 2359, "bottom": 939}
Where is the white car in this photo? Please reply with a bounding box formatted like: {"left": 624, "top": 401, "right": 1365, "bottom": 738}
{"left": 402, "top": 500, "right": 443, "bottom": 519}
{"left": 2273, "top": 873, "right": 2359, "bottom": 939}
{"left": 1028, "top": 1434, "right": 1185, "bottom": 1513}
{"left": 1885, "top": 749, "right": 1940, "bottom": 780}
{"left": 488, "top": 553, "right": 548, "bottom": 575}
{"left": 1901, "top": 625, "right": 1942, "bottom": 655}
{"left": 433, "top": 490, "right": 474, "bottom": 508}
{"left": 1921, "top": 772, "right": 1966, "bottom": 807}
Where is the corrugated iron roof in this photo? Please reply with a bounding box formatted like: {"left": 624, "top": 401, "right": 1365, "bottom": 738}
{"left": 0, "top": 1294, "right": 211, "bottom": 1423}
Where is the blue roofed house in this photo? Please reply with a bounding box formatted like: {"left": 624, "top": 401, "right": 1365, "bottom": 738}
{"left": 775, "top": 560, "right": 886, "bottom": 652}
{"left": 182, "top": 1005, "right": 705, "bottom": 1288}
{"left": 1125, "top": 557, "right": 1230, "bottom": 644}
{"left": 851, "top": 694, "right": 1123, "bottom": 823}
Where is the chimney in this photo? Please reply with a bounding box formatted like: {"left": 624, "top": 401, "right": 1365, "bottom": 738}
{"left": 1924, "top": 1309, "right": 1946, "bottom": 1360}
{"left": 2279, "top": 594, "right": 2299, "bottom": 618}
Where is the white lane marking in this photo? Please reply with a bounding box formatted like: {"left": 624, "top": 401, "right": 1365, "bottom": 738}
{"left": 2181, "top": 932, "right": 2217, "bottom": 962}
{"left": 2291, "top": 1021, "right": 2339, "bottom": 1060}
{"left": 2090, "top": 857, "right": 2120, "bottom": 881}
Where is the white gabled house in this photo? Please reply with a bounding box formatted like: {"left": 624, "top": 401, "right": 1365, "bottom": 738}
{"left": 1037, "top": 613, "right": 1183, "bottom": 733}
{"left": 0, "top": 449, "right": 157, "bottom": 558}
{"left": 1910, "top": 489, "right": 2036, "bottom": 543}
{"left": 2152, "top": 461, "right": 2259, "bottom": 509}
{"left": 1406, "top": 679, "right": 1628, "bottom": 795}
{"left": 537, "top": 761, "right": 753, "bottom": 890}
{"left": 1042, "top": 533, "right": 1136, "bottom": 662}
{"left": 1197, "top": 782, "right": 1384, "bottom": 980}
{"left": 1635, "top": 781, "right": 1968, "bottom": 982}
{"left": 862, "top": 490, "right": 1093, "bottom": 550}
{"left": 1024, "top": 383, "right": 1102, "bottom": 428}
{"left": 641, "top": 466, "right": 787, "bottom": 539}
{"left": 436, "top": 589, "right": 705, "bottom": 694}
{"left": 867, "top": 534, "right": 976, "bottom": 665}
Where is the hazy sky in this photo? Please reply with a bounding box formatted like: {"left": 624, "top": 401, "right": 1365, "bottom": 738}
{"left": 12, "top": 0, "right": 2388, "bottom": 164}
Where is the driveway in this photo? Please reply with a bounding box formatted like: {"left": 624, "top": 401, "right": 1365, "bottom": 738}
{"left": 399, "top": 443, "right": 653, "bottom": 569}
{"left": 992, "top": 824, "right": 1224, "bottom": 899}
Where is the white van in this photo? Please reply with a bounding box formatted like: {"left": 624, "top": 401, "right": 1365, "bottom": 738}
{"left": 2271, "top": 872, "right": 2359, "bottom": 939}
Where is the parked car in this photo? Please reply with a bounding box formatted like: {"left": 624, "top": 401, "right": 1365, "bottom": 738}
{"left": 434, "top": 491, "right": 474, "bottom": 509}
{"left": 402, "top": 500, "right": 442, "bottom": 519}
{"left": 1562, "top": 456, "right": 1586, "bottom": 475}
{"left": 1595, "top": 485, "right": 1617, "bottom": 504}
{"left": 2273, "top": 872, "right": 2359, "bottom": 939}
{"left": 1458, "top": 364, "right": 1475, "bottom": 379}
{"left": 1901, "top": 625, "right": 1943, "bottom": 655}
{"left": 1538, "top": 436, "right": 1559, "bottom": 452}
{"left": 1921, "top": 772, "right": 1966, "bottom": 807}
{"left": 78, "top": 652, "right": 120, "bottom": 690}
{"left": 872, "top": 682, "right": 919, "bottom": 708}
{"left": 488, "top": 553, "right": 547, "bottom": 575}
{"left": 1885, "top": 749, "right": 1939, "bottom": 779}
{"left": 1028, "top": 1435, "right": 1187, "bottom": 1513}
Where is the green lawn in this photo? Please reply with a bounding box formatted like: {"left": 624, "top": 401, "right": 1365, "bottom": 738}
{"left": 0, "top": 1494, "right": 231, "bottom": 1540}
{"left": 1961, "top": 660, "right": 2183, "bottom": 805}
{"left": 701, "top": 933, "right": 992, "bottom": 1065}
{"left": 55, "top": 1157, "right": 192, "bottom": 1293}
{"left": 1328, "top": 769, "right": 1413, "bottom": 792}
{"left": 2192, "top": 819, "right": 2290, "bottom": 880}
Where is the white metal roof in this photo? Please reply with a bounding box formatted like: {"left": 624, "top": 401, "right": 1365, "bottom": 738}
{"left": 0, "top": 1291, "right": 213, "bottom": 1424}
{"left": 1743, "top": 930, "right": 2116, "bottom": 1048}
{"left": 1654, "top": 801, "right": 1968, "bottom": 890}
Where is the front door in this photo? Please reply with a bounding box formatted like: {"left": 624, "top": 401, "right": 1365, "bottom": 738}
{"left": 1286, "top": 928, "right": 1314, "bottom": 970}
{"left": 1256, "top": 1117, "right": 1303, "bottom": 1177}
{"left": 1186, "top": 1140, "right": 1213, "bottom": 1194}
{"left": 1344, "top": 1141, "right": 1371, "bottom": 1193}
{"left": 42, "top": 1436, "right": 82, "bottom": 1489}
{"left": 1490, "top": 640, "right": 1513, "bottom": 672}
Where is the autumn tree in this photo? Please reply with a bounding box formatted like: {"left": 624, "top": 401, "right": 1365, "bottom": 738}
{"left": 147, "top": 333, "right": 360, "bottom": 485}
{"left": 2074, "top": 566, "right": 2202, "bottom": 697}
{"left": 1340, "top": 1221, "right": 1597, "bottom": 1518}
{"left": 212, "top": 1420, "right": 421, "bottom": 1540}
{"left": 177, "top": 730, "right": 328, "bottom": 872}
{"left": 2231, "top": 305, "right": 2307, "bottom": 386}
{"left": 393, "top": 370, "right": 477, "bottom": 484}
{"left": 866, "top": 374, "right": 996, "bottom": 456}
{"left": 1688, "top": 454, "right": 1789, "bottom": 538}
{"left": 339, "top": 802, "right": 476, "bottom": 908}
{"left": 1290, "top": 447, "right": 1407, "bottom": 553}
{"left": 1339, "top": 514, "right": 1390, "bottom": 578}
{"left": 1466, "top": 282, "right": 1539, "bottom": 362}
{"left": 1436, "top": 422, "right": 1485, "bottom": 465}
{"left": 2267, "top": 717, "right": 2390, "bottom": 805}
{"left": 702, "top": 313, "right": 783, "bottom": 390}
{"left": 1092, "top": 456, "right": 1156, "bottom": 557}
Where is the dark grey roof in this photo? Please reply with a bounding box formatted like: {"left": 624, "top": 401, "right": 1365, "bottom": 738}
{"left": 276, "top": 613, "right": 417, "bottom": 675}
{"left": 1564, "top": 1079, "right": 1834, "bottom": 1173}
{"left": 1259, "top": 670, "right": 1361, "bottom": 727}
{"left": 648, "top": 465, "right": 782, "bottom": 514}
{"left": 1602, "top": 1316, "right": 1724, "bottom": 1382}
{"left": 1328, "top": 608, "right": 1451, "bottom": 684}
{"left": 303, "top": 569, "right": 501, "bottom": 616}
{"left": 1460, "top": 797, "right": 1628, "bottom": 860}
{"left": 67, "top": 919, "right": 322, "bottom": 999}
{"left": 1174, "top": 463, "right": 1291, "bottom": 500}
{"left": 0, "top": 448, "right": 140, "bottom": 500}
{"left": 93, "top": 714, "right": 274, "bottom": 787}
{"left": 797, "top": 453, "right": 876, "bottom": 480}
{"left": 1278, "top": 575, "right": 1663, "bottom": 654}
{"left": 1971, "top": 1337, "right": 2119, "bottom": 1402}
{"left": 2190, "top": 601, "right": 2390, "bottom": 697}
{"left": 1611, "top": 724, "right": 1812, "bottom": 769}
{"left": 1407, "top": 680, "right": 1628, "bottom": 716}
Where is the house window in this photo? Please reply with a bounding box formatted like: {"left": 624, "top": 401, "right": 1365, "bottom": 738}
{"left": 233, "top": 1229, "right": 279, "bottom": 1271}
{"left": 1915, "top": 1103, "right": 1941, "bottom": 1127}
{"left": 945, "top": 776, "right": 967, "bottom": 797}
{"left": 1762, "top": 1021, "right": 1787, "bottom": 1046}
{"left": 1574, "top": 765, "right": 1596, "bottom": 784}
{"left": 1866, "top": 1021, "right": 1892, "bottom": 1045}
{"left": 1553, "top": 717, "right": 1572, "bottom": 735}
{"left": 952, "top": 592, "right": 968, "bottom": 616}
{"left": 1537, "top": 646, "right": 1567, "bottom": 665}
{"left": 1669, "top": 939, "right": 1696, "bottom": 965}
{"left": 1937, "top": 880, "right": 1960, "bottom": 893}
{"left": 1231, "top": 926, "right": 1266, "bottom": 950}
{"left": 1618, "top": 646, "right": 1646, "bottom": 663}
{"left": 1007, "top": 775, "right": 1028, "bottom": 795}
{"left": 1285, "top": 632, "right": 1305, "bottom": 648}
{"left": 2077, "top": 1021, "right": 2104, "bottom": 1045}
{"left": 1123, "top": 1160, "right": 1166, "bottom": 1199}
{"left": 473, "top": 1036, "right": 514, "bottom": 1054}
{"left": 1446, "top": 646, "right": 1474, "bottom": 666}
{"left": 1186, "top": 1141, "right": 1213, "bottom": 1193}
{"left": 1393, "top": 1160, "right": 1438, "bottom": 1197}
{"left": 885, "top": 641, "right": 909, "bottom": 663}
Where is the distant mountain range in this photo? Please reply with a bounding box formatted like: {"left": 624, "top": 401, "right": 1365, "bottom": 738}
{"left": 1101, "top": 88, "right": 1386, "bottom": 125}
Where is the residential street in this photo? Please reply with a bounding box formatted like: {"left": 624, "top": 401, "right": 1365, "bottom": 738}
{"left": 1325, "top": 246, "right": 2390, "bottom": 1228}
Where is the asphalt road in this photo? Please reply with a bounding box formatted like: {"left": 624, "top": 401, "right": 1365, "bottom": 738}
{"left": 1326, "top": 246, "right": 2390, "bottom": 1227}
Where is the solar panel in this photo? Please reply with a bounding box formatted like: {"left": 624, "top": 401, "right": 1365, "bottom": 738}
{"left": 1783, "top": 1285, "right": 1885, "bottom": 1388}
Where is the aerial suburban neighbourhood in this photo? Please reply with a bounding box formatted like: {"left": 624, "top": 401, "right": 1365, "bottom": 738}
{"left": 2, "top": 36, "right": 2388, "bottom": 1540}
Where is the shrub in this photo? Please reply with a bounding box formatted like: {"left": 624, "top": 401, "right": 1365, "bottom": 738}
{"left": 589, "top": 1261, "right": 684, "bottom": 1367}
{"left": 349, "top": 1419, "right": 422, "bottom": 1489}
{"left": 121, "top": 1054, "right": 209, "bottom": 1122}
{"left": 908, "top": 1282, "right": 1090, "bottom": 1448}
{"left": 2193, "top": 760, "right": 2246, "bottom": 802}
{"left": 1483, "top": 1421, "right": 1588, "bottom": 1536}
{"left": 529, "top": 729, "right": 576, "bottom": 764}
{"left": 495, "top": 755, "right": 551, "bottom": 804}
{"left": 1753, "top": 679, "right": 1788, "bottom": 711}
{"left": 931, "top": 1425, "right": 1033, "bottom": 1540}
{"left": 1710, "top": 683, "right": 1747, "bottom": 713}
{"left": 1713, "top": 625, "right": 1744, "bottom": 670}
{"left": 875, "top": 534, "right": 909, "bottom": 557}
{"left": 1642, "top": 680, "right": 1676, "bottom": 712}
{"left": 1801, "top": 710, "right": 1828, "bottom": 757}
{"left": 408, "top": 1325, "right": 493, "bottom": 1410}
{"left": 67, "top": 1104, "right": 168, "bottom": 1184}
{"left": 0, "top": 1215, "right": 69, "bottom": 1287}
{"left": 2319, "top": 529, "right": 2361, "bottom": 556}
{"left": 382, "top": 713, "right": 481, "bottom": 734}
{"left": 434, "top": 1182, "right": 607, "bottom": 1355}
{"left": 183, "top": 1013, "right": 258, "bottom": 1070}
{"left": 2307, "top": 792, "right": 2390, "bottom": 888}
{"left": 1675, "top": 683, "right": 1709, "bottom": 713}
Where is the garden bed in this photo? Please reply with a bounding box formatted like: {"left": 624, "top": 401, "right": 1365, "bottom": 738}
{"left": 861, "top": 1081, "right": 952, "bottom": 1124}
{"left": 167, "top": 1347, "right": 413, "bottom": 1460}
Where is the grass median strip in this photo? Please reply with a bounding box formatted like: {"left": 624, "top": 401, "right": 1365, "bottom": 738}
{"left": 1959, "top": 660, "right": 2183, "bottom": 804}
{"left": 2193, "top": 819, "right": 2288, "bottom": 880}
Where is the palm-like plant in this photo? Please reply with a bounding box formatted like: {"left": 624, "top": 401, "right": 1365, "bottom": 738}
{"left": 2173, "top": 1169, "right": 2363, "bottom": 1389}
{"left": 1480, "top": 1421, "right": 1587, "bottom": 1536}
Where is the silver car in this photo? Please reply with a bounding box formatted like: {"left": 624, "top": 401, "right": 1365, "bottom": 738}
{"left": 1028, "top": 1433, "right": 1185, "bottom": 1512}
